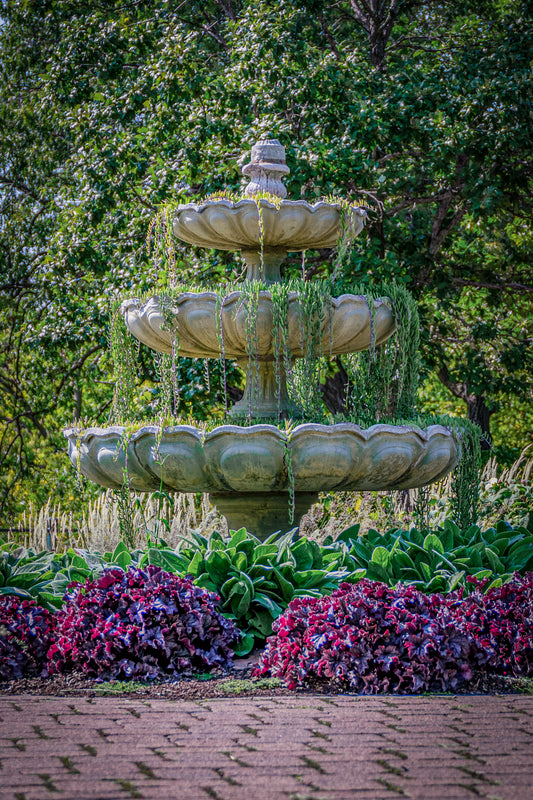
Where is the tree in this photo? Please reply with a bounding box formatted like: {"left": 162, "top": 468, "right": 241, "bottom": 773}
{"left": 1, "top": 0, "right": 532, "bottom": 521}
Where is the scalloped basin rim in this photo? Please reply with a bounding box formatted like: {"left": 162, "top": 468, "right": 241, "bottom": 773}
{"left": 121, "top": 291, "right": 388, "bottom": 308}
{"left": 175, "top": 198, "right": 367, "bottom": 215}
{"left": 64, "top": 422, "right": 456, "bottom": 442}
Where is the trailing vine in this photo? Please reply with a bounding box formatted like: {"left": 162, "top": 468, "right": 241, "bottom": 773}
{"left": 448, "top": 417, "right": 482, "bottom": 528}
{"left": 109, "top": 302, "right": 138, "bottom": 423}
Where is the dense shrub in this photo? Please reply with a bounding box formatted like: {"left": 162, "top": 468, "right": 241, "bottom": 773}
{"left": 48, "top": 566, "right": 239, "bottom": 680}
{"left": 255, "top": 580, "right": 490, "bottom": 693}
{"left": 448, "top": 573, "right": 533, "bottom": 678}
{"left": 257, "top": 573, "right": 533, "bottom": 692}
{"left": 0, "top": 597, "right": 58, "bottom": 681}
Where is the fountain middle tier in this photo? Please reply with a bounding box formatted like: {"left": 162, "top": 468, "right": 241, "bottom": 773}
{"left": 65, "top": 422, "right": 458, "bottom": 494}
{"left": 121, "top": 292, "right": 396, "bottom": 360}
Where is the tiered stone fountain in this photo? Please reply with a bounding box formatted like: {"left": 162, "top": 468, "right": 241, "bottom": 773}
{"left": 65, "top": 136, "right": 458, "bottom": 539}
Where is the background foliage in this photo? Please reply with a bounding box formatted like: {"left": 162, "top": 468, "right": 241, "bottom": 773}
{"left": 1, "top": 0, "right": 532, "bottom": 523}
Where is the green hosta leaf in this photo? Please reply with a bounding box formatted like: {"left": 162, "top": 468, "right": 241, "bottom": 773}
{"left": 234, "top": 586, "right": 251, "bottom": 617}
{"left": 447, "top": 571, "right": 466, "bottom": 592}
{"left": 471, "top": 569, "right": 493, "bottom": 581}
{"left": 484, "top": 577, "right": 503, "bottom": 592}
{"left": 371, "top": 546, "right": 392, "bottom": 571}
{"left": 293, "top": 588, "right": 322, "bottom": 598}
{"left": 365, "top": 564, "right": 391, "bottom": 583}
{"left": 293, "top": 569, "right": 330, "bottom": 589}
{"left": 143, "top": 548, "right": 189, "bottom": 574}
{"left": 309, "top": 540, "right": 323, "bottom": 568}
{"left": 220, "top": 576, "right": 239, "bottom": 598}
{"left": 186, "top": 550, "right": 205, "bottom": 577}
{"left": 229, "top": 528, "right": 248, "bottom": 547}
{"left": 254, "top": 593, "right": 284, "bottom": 617}
{"left": 424, "top": 575, "right": 446, "bottom": 593}
{"left": 272, "top": 568, "right": 294, "bottom": 602}
{"left": 114, "top": 550, "right": 131, "bottom": 570}
{"left": 233, "top": 551, "right": 248, "bottom": 573}
{"left": 66, "top": 568, "right": 90, "bottom": 584}
{"left": 238, "top": 571, "right": 255, "bottom": 599}
{"left": 399, "top": 567, "right": 423, "bottom": 581}
{"left": 9, "top": 573, "right": 47, "bottom": 589}
{"left": 248, "top": 608, "right": 275, "bottom": 637}
{"left": 335, "top": 524, "right": 361, "bottom": 543}
{"left": 69, "top": 553, "right": 91, "bottom": 571}
{"left": 507, "top": 539, "right": 533, "bottom": 568}
{"left": 249, "top": 563, "right": 274, "bottom": 580}
{"left": 423, "top": 534, "right": 444, "bottom": 555}
{"left": 194, "top": 574, "right": 218, "bottom": 593}
{"left": 342, "top": 568, "right": 367, "bottom": 583}
{"left": 0, "top": 586, "right": 33, "bottom": 599}
{"left": 419, "top": 561, "right": 432, "bottom": 582}
{"left": 393, "top": 551, "right": 417, "bottom": 570}
{"left": 235, "top": 539, "right": 256, "bottom": 560}
{"left": 252, "top": 544, "right": 279, "bottom": 564}
{"left": 227, "top": 580, "right": 247, "bottom": 603}
{"left": 36, "top": 591, "right": 63, "bottom": 610}
{"left": 484, "top": 547, "right": 504, "bottom": 573}
{"left": 111, "top": 542, "right": 131, "bottom": 564}
{"left": 233, "top": 632, "right": 255, "bottom": 657}
{"left": 279, "top": 562, "right": 296, "bottom": 582}
{"left": 291, "top": 538, "right": 314, "bottom": 571}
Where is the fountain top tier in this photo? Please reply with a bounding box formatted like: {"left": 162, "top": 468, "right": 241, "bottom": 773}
{"left": 172, "top": 136, "right": 366, "bottom": 282}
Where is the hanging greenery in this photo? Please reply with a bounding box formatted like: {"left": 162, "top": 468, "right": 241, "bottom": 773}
{"left": 99, "top": 197, "right": 483, "bottom": 528}
{"left": 448, "top": 417, "right": 482, "bottom": 529}
{"left": 109, "top": 302, "right": 138, "bottom": 423}
{"left": 342, "top": 281, "right": 421, "bottom": 426}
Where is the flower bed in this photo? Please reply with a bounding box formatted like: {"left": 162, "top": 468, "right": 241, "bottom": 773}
{"left": 2, "top": 565, "right": 532, "bottom": 693}
{"left": 255, "top": 574, "right": 533, "bottom": 693}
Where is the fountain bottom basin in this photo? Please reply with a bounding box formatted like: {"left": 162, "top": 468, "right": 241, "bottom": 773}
{"left": 64, "top": 422, "right": 458, "bottom": 540}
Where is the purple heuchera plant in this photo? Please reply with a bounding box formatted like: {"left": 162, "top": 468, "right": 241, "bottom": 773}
{"left": 255, "top": 580, "right": 491, "bottom": 693}
{"left": 48, "top": 566, "right": 239, "bottom": 680}
{"left": 0, "top": 597, "right": 58, "bottom": 681}
{"left": 447, "top": 573, "right": 533, "bottom": 678}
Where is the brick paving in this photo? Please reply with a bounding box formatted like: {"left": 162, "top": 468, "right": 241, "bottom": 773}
{"left": 0, "top": 694, "right": 532, "bottom": 800}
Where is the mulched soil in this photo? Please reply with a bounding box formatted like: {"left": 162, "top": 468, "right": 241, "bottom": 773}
{"left": 0, "top": 652, "right": 524, "bottom": 700}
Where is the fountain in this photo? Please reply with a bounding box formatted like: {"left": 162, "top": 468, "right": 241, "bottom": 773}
{"left": 65, "top": 136, "right": 458, "bottom": 539}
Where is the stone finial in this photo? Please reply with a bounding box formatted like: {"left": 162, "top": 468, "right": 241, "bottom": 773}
{"left": 242, "top": 135, "right": 290, "bottom": 198}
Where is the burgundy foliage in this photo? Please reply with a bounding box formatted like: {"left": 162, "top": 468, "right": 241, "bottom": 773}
{"left": 47, "top": 566, "right": 239, "bottom": 680}
{"left": 0, "top": 597, "right": 58, "bottom": 681}
{"left": 447, "top": 573, "right": 533, "bottom": 678}
{"left": 255, "top": 576, "right": 533, "bottom": 693}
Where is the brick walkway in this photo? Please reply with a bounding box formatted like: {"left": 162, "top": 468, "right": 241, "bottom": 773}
{"left": 0, "top": 694, "right": 532, "bottom": 800}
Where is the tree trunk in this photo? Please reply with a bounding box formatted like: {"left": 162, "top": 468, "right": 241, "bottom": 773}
{"left": 320, "top": 357, "right": 348, "bottom": 414}
{"left": 466, "top": 394, "right": 493, "bottom": 451}
{"left": 437, "top": 365, "right": 493, "bottom": 450}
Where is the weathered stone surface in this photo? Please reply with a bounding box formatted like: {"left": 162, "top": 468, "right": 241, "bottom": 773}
{"left": 241, "top": 135, "right": 290, "bottom": 198}
{"left": 64, "top": 423, "right": 458, "bottom": 494}
{"left": 122, "top": 292, "right": 396, "bottom": 358}
{"left": 172, "top": 197, "right": 366, "bottom": 251}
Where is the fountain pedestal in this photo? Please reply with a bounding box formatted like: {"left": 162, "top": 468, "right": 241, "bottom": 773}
{"left": 211, "top": 492, "right": 318, "bottom": 536}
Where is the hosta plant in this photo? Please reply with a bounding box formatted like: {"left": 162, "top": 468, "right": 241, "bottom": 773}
{"left": 48, "top": 566, "right": 239, "bottom": 680}
{"left": 144, "top": 527, "right": 351, "bottom": 654}
{"left": 0, "top": 597, "right": 58, "bottom": 681}
{"left": 334, "top": 519, "right": 533, "bottom": 594}
{"left": 255, "top": 580, "right": 491, "bottom": 694}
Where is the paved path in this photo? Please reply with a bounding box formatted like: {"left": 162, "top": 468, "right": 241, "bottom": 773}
{"left": 0, "top": 694, "right": 532, "bottom": 800}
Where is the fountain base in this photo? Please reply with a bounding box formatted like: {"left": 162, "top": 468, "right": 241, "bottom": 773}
{"left": 210, "top": 491, "right": 319, "bottom": 541}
